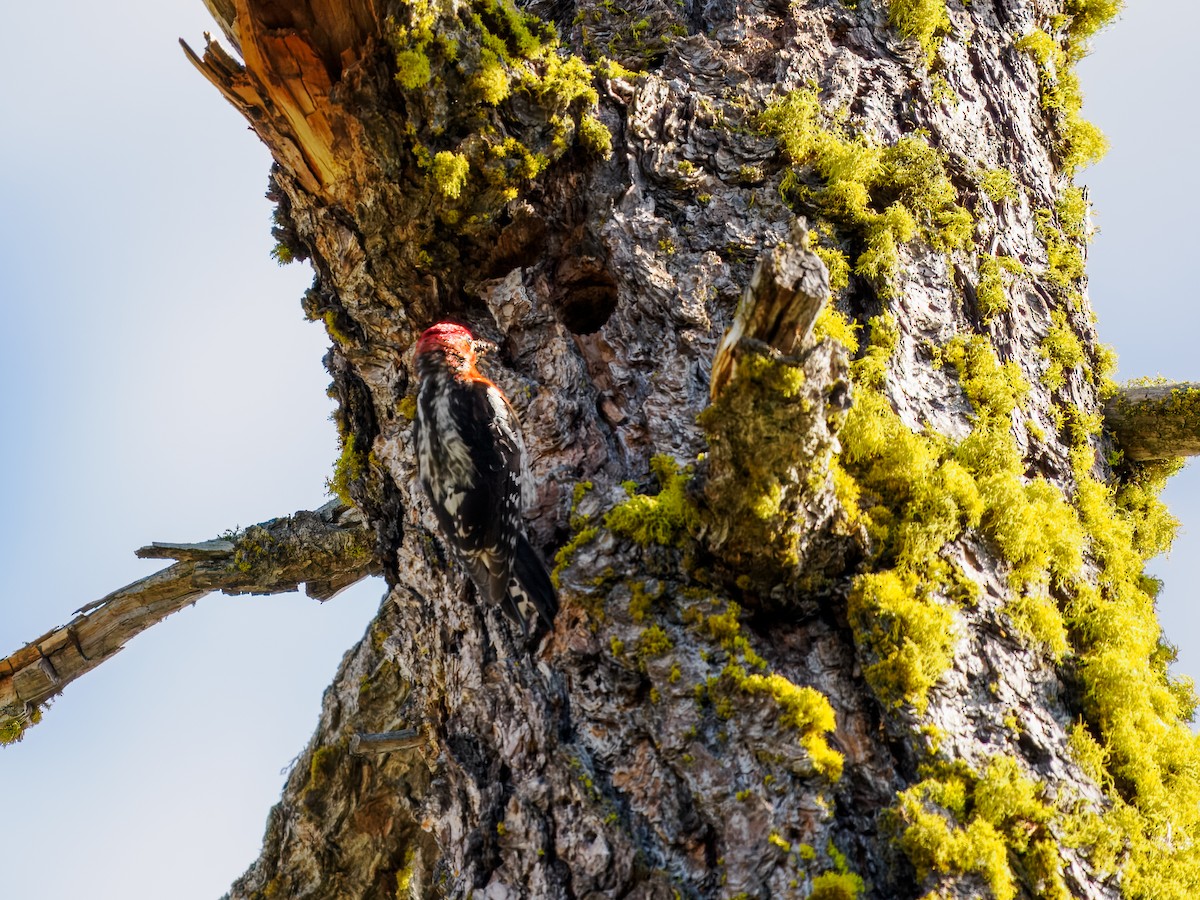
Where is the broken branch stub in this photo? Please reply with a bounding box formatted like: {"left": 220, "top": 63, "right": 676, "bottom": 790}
{"left": 709, "top": 218, "right": 830, "bottom": 401}
{"left": 700, "top": 223, "right": 854, "bottom": 596}
{"left": 1104, "top": 382, "right": 1200, "bottom": 462}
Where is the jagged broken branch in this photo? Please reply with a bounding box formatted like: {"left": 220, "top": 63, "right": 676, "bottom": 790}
{"left": 1, "top": 500, "right": 378, "bottom": 744}
{"left": 1104, "top": 382, "right": 1200, "bottom": 461}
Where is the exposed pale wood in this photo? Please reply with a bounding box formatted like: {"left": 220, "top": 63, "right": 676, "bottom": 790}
{"left": 709, "top": 219, "right": 830, "bottom": 400}
{"left": 200, "top": 0, "right": 240, "bottom": 51}
{"left": 181, "top": 0, "right": 380, "bottom": 200}
{"left": 349, "top": 729, "right": 424, "bottom": 754}
{"left": 1104, "top": 382, "right": 1200, "bottom": 461}
{"left": 0, "top": 500, "right": 377, "bottom": 741}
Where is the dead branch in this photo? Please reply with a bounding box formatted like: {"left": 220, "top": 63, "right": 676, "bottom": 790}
{"left": 1, "top": 499, "right": 378, "bottom": 743}
{"left": 1104, "top": 382, "right": 1200, "bottom": 461}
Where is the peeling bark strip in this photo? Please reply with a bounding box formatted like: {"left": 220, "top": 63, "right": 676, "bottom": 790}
{"left": 1104, "top": 382, "right": 1200, "bottom": 461}
{"left": 0, "top": 501, "right": 376, "bottom": 743}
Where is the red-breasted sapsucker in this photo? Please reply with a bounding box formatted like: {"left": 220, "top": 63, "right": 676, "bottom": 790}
{"left": 413, "top": 321, "right": 558, "bottom": 640}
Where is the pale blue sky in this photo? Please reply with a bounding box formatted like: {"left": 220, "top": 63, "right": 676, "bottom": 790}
{"left": 0, "top": 3, "right": 1194, "bottom": 898}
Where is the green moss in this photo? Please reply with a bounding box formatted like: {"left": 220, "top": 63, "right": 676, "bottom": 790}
{"left": 552, "top": 526, "right": 599, "bottom": 591}
{"left": 578, "top": 113, "right": 613, "bottom": 158}
{"left": 760, "top": 89, "right": 973, "bottom": 299}
{"left": 395, "top": 847, "right": 417, "bottom": 898}
{"left": 384, "top": 0, "right": 605, "bottom": 244}
{"left": 686, "top": 599, "right": 840, "bottom": 779}
{"left": 605, "top": 455, "right": 699, "bottom": 547}
{"left": 323, "top": 309, "right": 353, "bottom": 346}
{"left": 811, "top": 227, "right": 852, "bottom": 294}
{"left": 768, "top": 832, "right": 791, "bottom": 852}
{"left": 700, "top": 343, "right": 848, "bottom": 575}
{"left": 892, "top": 757, "right": 1072, "bottom": 900}
{"left": 327, "top": 433, "right": 365, "bottom": 506}
{"left": 1035, "top": 208, "right": 1087, "bottom": 289}
{"left": 306, "top": 745, "right": 341, "bottom": 795}
{"left": 929, "top": 73, "right": 958, "bottom": 108}
{"left": 1055, "top": 185, "right": 1090, "bottom": 240}
{"left": 837, "top": 311, "right": 1200, "bottom": 893}
{"left": 849, "top": 571, "right": 956, "bottom": 712}
{"left": 941, "top": 335, "right": 1028, "bottom": 419}
{"left": 886, "top": 0, "right": 950, "bottom": 65}
{"left": 837, "top": 325, "right": 1100, "bottom": 704}
{"left": 395, "top": 49, "right": 433, "bottom": 89}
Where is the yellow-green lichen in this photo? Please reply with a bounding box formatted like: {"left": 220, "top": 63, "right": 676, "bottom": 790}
{"left": 979, "top": 168, "right": 1018, "bottom": 203}
{"left": 886, "top": 0, "right": 950, "bottom": 65}
{"left": 1040, "top": 310, "right": 1085, "bottom": 390}
{"left": 605, "top": 455, "right": 699, "bottom": 547}
{"left": 326, "top": 432, "right": 365, "bottom": 506}
{"left": 0, "top": 705, "right": 41, "bottom": 746}
{"left": 809, "top": 871, "right": 864, "bottom": 900}
{"left": 975, "top": 253, "right": 1024, "bottom": 321}
{"left": 892, "top": 757, "right": 1071, "bottom": 900}
{"left": 760, "top": 89, "right": 973, "bottom": 299}
{"left": 1015, "top": 25, "right": 1111, "bottom": 173}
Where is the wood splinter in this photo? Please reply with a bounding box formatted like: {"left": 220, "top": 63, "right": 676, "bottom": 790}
{"left": 349, "top": 729, "right": 424, "bottom": 755}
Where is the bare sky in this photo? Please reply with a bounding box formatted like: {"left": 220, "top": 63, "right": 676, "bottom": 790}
{"left": 0, "top": 3, "right": 1194, "bottom": 898}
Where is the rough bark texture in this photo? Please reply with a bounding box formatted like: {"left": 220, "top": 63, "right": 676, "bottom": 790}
{"left": 179, "top": 0, "right": 1199, "bottom": 898}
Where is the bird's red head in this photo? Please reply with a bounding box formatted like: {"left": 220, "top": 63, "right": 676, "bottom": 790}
{"left": 415, "top": 321, "right": 478, "bottom": 372}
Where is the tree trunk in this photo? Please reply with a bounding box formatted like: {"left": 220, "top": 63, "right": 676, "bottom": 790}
{"left": 183, "top": 0, "right": 1200, "bottom": 897}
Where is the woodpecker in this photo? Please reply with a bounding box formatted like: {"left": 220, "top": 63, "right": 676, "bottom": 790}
{"left": 413, "top": 321, "right": 558, "bottom": 641}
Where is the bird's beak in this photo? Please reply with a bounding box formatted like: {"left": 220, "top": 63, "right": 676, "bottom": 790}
{"left": 473, "top": 337, "right": 499, "bottom": 357}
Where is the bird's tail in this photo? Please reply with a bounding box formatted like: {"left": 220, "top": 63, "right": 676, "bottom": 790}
{"left": 505, "top": 535, "right": 559, "bottom": 642}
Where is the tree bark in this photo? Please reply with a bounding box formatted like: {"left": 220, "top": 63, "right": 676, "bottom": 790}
{"left": 166, "top": 0, "right": 1200, "bottom": 897}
